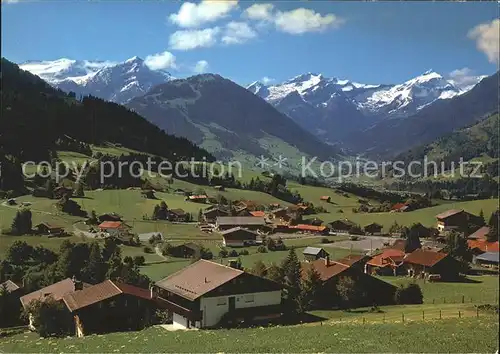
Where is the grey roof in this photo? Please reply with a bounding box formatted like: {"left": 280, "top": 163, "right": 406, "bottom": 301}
{"left": 220, "top": 227, "right": 258, "bottom": 236}
{"left": 303, "top": 247, "right": 325, "bottom": 256}
{"left": 216, "top": 216, "right": 266, "bottom": 226}
{"left": 475, "top": 252, "right": 499, "bottom": 263}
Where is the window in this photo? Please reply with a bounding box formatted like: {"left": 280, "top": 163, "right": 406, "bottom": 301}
{"left": 217, "top": 297, "right": 227, "bottom": 306}
{"left": 244, "top": 294, "right": 255, "bottom": 303}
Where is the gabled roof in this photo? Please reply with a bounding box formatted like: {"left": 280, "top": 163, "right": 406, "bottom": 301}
{"left": 320, "top": 196, "right": 331, "bottom": 200}
{"left": 98, "top": 221, "right": 123, "bottom": 229}
{"left": 63, "top": 280, "right": 151, "bottom": 312}
{"left": 169, "top": 208, "right": 186, "bottom": 215}
{"left": 391, "top": 203, "right": 406, "bottom": 210}
{"left": 367, "top": 249, "right": 406, "bottom": 267}
{"left": 467, "top": 240, "right": 499, "bottom": 253}
{"left": 20, "top": 278, "right": 90, "bottom": 309}
{"left": 35, "top": 222, "right": 63, "bottom": 230}
{"left": 475, "top": 252, "right": 499, "bottom": 263}
{"left": 390, "top": 239, "right": 407, "bottom": 251}
{"left": 468, "top": 226, "right": 490, "bottom": 240}
{"left": 216, "top": 216, "right": 266, "bottom": 226}
{"left": 303, "top": 247, "right": 327, "bottom": 256}
{"left": 301, "top": 259, "right": 349, "bottom": 281}
{"left": 289, "top": 224, "right": 327, "bottom": 232}
{"left": 403, "top": 249, "right": 449, "bottom": 267}
{"left": 155, "top": 259, "right": 244, "bottom": 300}
{"left": 436, "top": 209, "right": 464, "bottom": 220}
{"left": 220, "top": 227, "right": 257, "bottom": 236}
{"left": 0, "top": 280, "right": 20, "bottom": 293}
{"left": 189, "top": 195, "right": 208, "bottom": 199}
{"left": 335, "top": 254, "right": 368, "bottom": 266}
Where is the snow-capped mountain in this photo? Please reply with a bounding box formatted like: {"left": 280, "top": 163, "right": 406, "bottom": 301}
{"left": 247, "top": 70, "right": 484, "bottom": 143}
{"left": 20, "top": 57, "right": 172, "bottom": 104}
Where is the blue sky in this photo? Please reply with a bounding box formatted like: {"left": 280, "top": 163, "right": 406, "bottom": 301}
{"left": 2, "top": 1, "right": 499, "bottom": 85}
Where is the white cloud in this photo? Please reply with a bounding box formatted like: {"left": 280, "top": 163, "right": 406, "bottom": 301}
{"left": 193, "top": 60, "right": 209, "bottom": 73}
{"left": 144, "top": 51, "right": 177, "bottom": 70}
{"left": 169, "top": 27, "right": 220, "bottom": 51}
{"left": 243, "top": 3, "right": 275, "bottom": 22}
{"left": 447, "top": 67, "right": 487, "bottom": 92}
{"left": 261, "top": 76, "right": 275, "bottom": 85}
{"left": 274, "top": 8, "right": 345, "bottom": 34}
{"left": 169, "top": 0, "right": 238, "bottom": 28}
{"left": 1, "top": 0, "right": 21, "bottom": 3}
{"left": 468, "top": 19, "right": 500, "bottom": 64}
{"left": 222, "top": 21, "right": 257, "bottom": 45}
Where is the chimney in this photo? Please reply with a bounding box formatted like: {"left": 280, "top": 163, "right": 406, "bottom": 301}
{"left": 325, "top": 255, "right": 330, "bottom": 266}
{"left": 72, "top": 276, "right": 83, "bottom": 291}
{"left": 150, "top": 285, "right": 155, "bottom": 299}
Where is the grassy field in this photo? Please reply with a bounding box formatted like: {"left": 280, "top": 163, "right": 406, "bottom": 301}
{"left": 0, "top": 317, "right": 497, "bottom": 353}
{"left": 380, "top": 275, "right": 499, "bottom": 304}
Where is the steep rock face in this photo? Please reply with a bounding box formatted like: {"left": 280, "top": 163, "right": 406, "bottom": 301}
{"left": 126, "top": 74, "right": 339, "bottom": 161}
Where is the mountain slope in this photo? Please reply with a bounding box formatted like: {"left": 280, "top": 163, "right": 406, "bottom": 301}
{"left": 0, "top": 58, "right": 212, "bottom": 162}
{"left": 126, "top": 74, "right": 339, "bottom": 163}
{"left": 350, "top": 71, "right": 499, "bottom": 158}
{"left": 247, "top": 70, "right": 480, "bottom": 144}
{"left": 395, "top": 113, "right": 499, "bottom": 168}
{"left": 19, "top": 57, "right": 172, "bottom": 104}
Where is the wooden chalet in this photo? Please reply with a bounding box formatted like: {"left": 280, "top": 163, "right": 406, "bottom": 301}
{"left": 334, "top": 254, "right": 371, "bottom": 271}
{"left": 403, "top": 249, "right": 460, "bottom": 280}
{"left": 167, "top": 208, "right": 187, "bottom": 222}
{"left": 203, "top": 206, "right": 230, "bottom": 223}
{"left": 302, "top": 247, "right": 329, "bottom": 262}
{"left": 301, "top": 257, "right": 397, "bottom": 308}
{"left": 216, "top": 216, "right": 267, "bottom": 231}
{"left": 187, "top": 195, "right": 208, "bottom": 203}
{"left": 468, "top": 226, "right": 490, "bottom": 240}
{"left": 168, "top": 243, "right": 202, "bottom": 258}
{"left": 435, "top": 209, "right": 482, "bottom": 234}
{"left": 366, "top": 249, "right": 407, "bottom": 276}
{"left": 152, "top": 260, "right": 283, "bottom": 329}
{"left": 364, "top": 223, "right": 383, "bottom": 235}
{"left": 62, "top": 280, "right": 155, "bottom": 337}
{"left": 328, "top": 219, "right": 355, "bottom": 232}
{"left": 98, "top": 213, "right": 123, "bottom": 223}
{"left": 34, "top": 222, "right": 64, "bottom": 235}
{"left": 288, "top": 224, "right": 329, "bottom": 235}
{"left": 220, "top": 227, "right": 258, "bottom": 247}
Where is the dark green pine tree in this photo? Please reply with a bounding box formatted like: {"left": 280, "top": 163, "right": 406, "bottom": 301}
{"left": 281, "top": 248, "right": 302, "bottom": 315}
{"left": 299, "top": 265, "right": 323, "bottom": 312}
{"left": 82, "top": 242, "right": 106, "bottom": 284}
{"left": 106, "top": 247, "right": 123, "bottom": 280}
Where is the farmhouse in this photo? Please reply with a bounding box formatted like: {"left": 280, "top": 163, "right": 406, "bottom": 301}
{"left": 328, "top": 219, "right": 355, "bottom": 232}
{"left": 366, "top": 249, "right": 407, "bottom": 276}
{"left": 168, "top": 243, "right": 202, "bottom": 258}
{"left": 473, "top": 252, "right": 499, "bottom": 268}
{"left": 270, "top": 208, "right": 288, "bottom": 220}
{"left": 403, "top": 249, "right": 459, "bottom": 280}
{"left": 20, "top": 278, "right": 90, "bottom": 330}
{"left": 289, "top": 224, "right": 329, "bottom": 235}
{"left": 301, "top": 257, "right": 397, "bottom": 307}
{"left": 467, "top": 240, "right": 499, "bottom": 255}
{"left": 320, "top": 196, "right": 331, "bottom": 202}
{"left": 216, "top": 216, "right": 267, "bottom": 231}
{"left": 391, "top": 203, "right": 409, "bottom": 213}
{"left": 335, "top": 254, "right": 371, "bottom": 271}
{"left": 98, "top": 213, "right": 122, "bottom": 222}
{"left": 152, "top": 260, "right": 283, "bottom": 329}
{"left": 98, "top": 221, "right": 130, "bottom": 237}
{"left": 364, "top": 223, "right": 383, "bottom": 235}
{"left": 302, "top": 247, "right": 329, "bottom": 262}
{"left": 220, "top": 227, "right": 258, "bottom": 247}
{"left": 62, "top": 280, "right": 155, "bottom": 337}
{"left": 203, "top": 206, "right": 230, "bottom": 223}
{"left": 468, "top": 226, "right": 490, "bottom": 240}
{"left": 34, "top": 222, "right": 64, "bottom": 235}
{"left": 167, "top": 208, "right": 187, "bottom": 222}
{"left": 187, "top": 195, "right": 208, "bottom": 203}
{"left": 435, "top": 209, "right": 482, "bottom": 233}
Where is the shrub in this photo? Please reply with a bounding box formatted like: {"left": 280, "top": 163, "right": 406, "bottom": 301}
{"left": 133, "top": 255, "right": 145, "bottom": 266}
{"left": 321, "top": 237, "right": 332, "bottom": 244}
{"left": 219, "top": 248, "right": 229, "bottom": 258}
{"left": 143, "top": 246, "right": 153, "bottom": 254}
{"left": 238, "top": 249, "right": 249, "bottom": 256}
{"left": 229, "top": 250, "right": 239, "bottom": 257}
{"left": 257, "top": 245, "right": 267, "bottom": 253}
{"left": 394, "top": 283, "right": 424, "bottom": 305}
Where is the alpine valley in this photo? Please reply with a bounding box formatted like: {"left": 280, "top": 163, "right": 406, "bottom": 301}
{"left": 18, "top": 57, "right": 499, "bottom": 163}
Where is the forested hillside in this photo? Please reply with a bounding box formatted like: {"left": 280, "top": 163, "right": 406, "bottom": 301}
{"left": 0, "top": 58, "right": 213, "bottom": 163}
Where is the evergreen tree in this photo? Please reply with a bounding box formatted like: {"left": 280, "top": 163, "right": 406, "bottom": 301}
{"left": 74, "top": 183, "right": 84, "bottom": 197}
{"left": 299, "top": 265, "right": 323, "bottom": 311}
{"left": 10, "top": 209, "right": 32, "bottom": 235}
{"left": 281, "top": 248, "right": 302, "bottom": 314}
{"left": 266, "top": 263, "right": 284, "bottom": 283}
{"left": 198, "top": 208, "right": 203, "bottom": 222}
{"left": 487, "top": 210, "right": 499, "bottom": 242}
{"left": 249, "top": 260, "right": 267, "bottom": 277}
{"left": 81, "top": 242, "right": 106, "bottom": 284}
{"left": 106, "top": 247, "right": 123, "bottom": 280}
